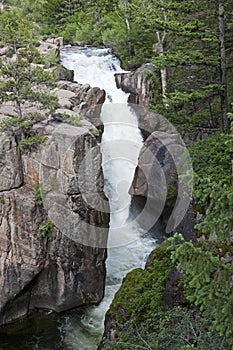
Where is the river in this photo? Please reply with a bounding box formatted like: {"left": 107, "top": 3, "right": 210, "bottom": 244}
{"left": 0, "top": 47, "right": 157, "bottom": 350}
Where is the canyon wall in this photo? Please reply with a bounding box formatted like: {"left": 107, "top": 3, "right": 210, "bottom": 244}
{"left": 0, "top": 71, "right": 109, "bottom": 325}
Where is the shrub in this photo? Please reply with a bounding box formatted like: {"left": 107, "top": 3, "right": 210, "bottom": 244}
{"left": 40, "top": 220, "right": 54, "bottom": 240}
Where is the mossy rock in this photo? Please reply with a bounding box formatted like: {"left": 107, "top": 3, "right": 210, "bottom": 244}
{"left": 108, "top": 241, "right": 174, "bottom": 330}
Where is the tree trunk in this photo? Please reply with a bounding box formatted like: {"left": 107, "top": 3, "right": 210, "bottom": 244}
{"left": 156, "top": 31, "right": 168, "bottom": 107}
{"left": 219, "top": 0, "right": 230, "bottom": 133}
{"left": 117, "top": 0, "right": 132, "bottom": 56}
{"left": 125, "top": 17, "right": 132, "bottom": 56}
{"left": 13, "top": 42, "right": 23, "bottom": 119}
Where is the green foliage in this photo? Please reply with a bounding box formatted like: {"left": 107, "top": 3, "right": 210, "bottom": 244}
{"left": 0, "top": 117, "right": 25, "bottom": 131}
{"left": 43, "top": 50, "right": 60, "bottom": 67}
{"left": 61, "top": 20, "right": 78, "bottom": 43}
{"left": 40, "top": 220, "right": 54, "bottom": 240}
{"left": 104, "top": 307, "right": 222, "bottom": 350}
{"left": 0, "top": 8, "right": 35, "bottom": 46}
{"left": 90, "top": 128, "right": 102, "bottom": 137}
{"left": 18, "top": 134, "right": 47, "bottom": 149}
{"left": 34, "top": 182, "right": 45, "bottom": 206}
{"left": 101, "top": 13, "right": 128, "bottom": 57}
{"left": 194, "top": 180, "right": 233, "bottom": 240}
{"left": 0, "top": 116, "right": 48, "bottom": 150}
{"left": 169, "top": 234, "right": 233, "bottom": 347}
{"left": 188, "top": 130, "right": 233, "bottom": 239}
{"left": 38, "top": 0, "right": 81, "bottom": 35}
{"left": 106, "top": 233, "right": 233, "bottom": 349}
{"left": 109, "top": 241, "right": 174, "bottom": 329}
{"left": 128, "top": 0, "right": 231, "bottom": 131}
{"left": 0, "top": 7, "right": 59, "bottom": 150}
{"left": 189, "top": 132, "right": 232, "bottom": 183}
{"left": 69, "top": 114, "right": 84, "bottom": 126}
{"left": 0, "top": 196, "right": 5, "bottom": 205}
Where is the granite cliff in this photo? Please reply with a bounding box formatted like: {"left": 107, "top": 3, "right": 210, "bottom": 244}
{"left": 0, "top": 44, "right": 109, "bottom": 325}
{"left": 115, "top": 63, "right": 153, "bottom": 106}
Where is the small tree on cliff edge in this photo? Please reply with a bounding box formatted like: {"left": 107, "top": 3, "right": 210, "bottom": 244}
{"left": 0, "top": 8, "right": 58, "bottom": 145}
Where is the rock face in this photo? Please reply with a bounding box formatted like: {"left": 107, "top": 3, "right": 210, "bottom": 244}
{"left": 115, "top": 63, "right": 153, "bottom": 106}
{"left": 0, "top": 131, "right": 23, "bottom": 191}
{"left": 129, "top": 128, "right": 195, "bottom": 242}
{"left": 0, "top": 39, "right": 110, "bottom": 326}
{"left": 0, "top": 103, "right": 109, "bottom": 326}
{"left": 53, "top": 65, "right": 74, "bottom": 82}
{"left": 53, "top": 81, "right": 105, "bottom": 131}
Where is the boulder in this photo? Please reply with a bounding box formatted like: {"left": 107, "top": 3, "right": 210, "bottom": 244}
{"left": 55, "top": 81, "right": 106, "bottom": 129}
{"left": 53, "top": 65, "right": 74, "bottom": 82}
{"left": 115, "top": 63, "right": 153, "bottom": 106}
{"left": 129, "top": 129, "right": 194, "bottom": 238}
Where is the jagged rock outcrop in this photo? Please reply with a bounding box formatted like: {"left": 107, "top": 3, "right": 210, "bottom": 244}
{"left": 52, "top": 81, "right": 105, "bottom": 131}
{"left": 115, "top": 63, "right": 153, "bottom": 106}
{"left": 129, "top": 128, "right": 195, "bottom": 242}
{"left": 0, "top": 121, "right": 109, "bottom": 326}
{"left": 53, "top": 65, "right": 74, "bottom": 82}
{"left": 0, "top": 81, "right": 105, "bottom": 133}
{"left": 0, "top": 54, "right": 109, "bottom": 325}
{"left": 0, "top": 131, "right": 23, "bottom": 191}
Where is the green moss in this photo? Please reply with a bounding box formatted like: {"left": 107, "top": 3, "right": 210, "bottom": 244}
{"left": 110, "top": 268, "right": 145, "bottom": 323}
{"left": 109, "top": 241, "right": 174, "bottom": 330}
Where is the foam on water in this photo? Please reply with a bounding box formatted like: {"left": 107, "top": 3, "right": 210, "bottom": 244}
{"left": 0, "top": 47, "right": 157, "bottom": 350}
{"left": 60, "top": 47, "right": 157, "bottom": 349}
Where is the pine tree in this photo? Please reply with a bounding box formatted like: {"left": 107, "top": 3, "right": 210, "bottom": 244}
{"left": 128, "top": 0, "right": 231, "bottom": 132}
{"left": 0, "top": 8, "right": 58, "bottom": 145}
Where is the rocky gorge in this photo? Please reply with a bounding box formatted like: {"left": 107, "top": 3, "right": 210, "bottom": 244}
{"left": 1, "top": 38, "right": 196, "bottom": 347}
{"left": 97, "top": 58, "right": 198, "bottom": 349}
{"left": 114, "top": 64, "right": 196, "bottom": 242}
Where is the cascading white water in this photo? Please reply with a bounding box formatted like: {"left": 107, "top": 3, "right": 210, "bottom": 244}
{"left": 58, "top": 47, "right": 156, "bottom": 350}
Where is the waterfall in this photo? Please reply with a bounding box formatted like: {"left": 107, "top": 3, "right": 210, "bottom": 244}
{"left": 0, "top": 48, "right": 157, "bottom": 350}
{"left": 60, "top": 47, "right": 156, "bottom": 349}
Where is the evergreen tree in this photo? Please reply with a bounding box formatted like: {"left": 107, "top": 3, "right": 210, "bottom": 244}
{"left": 126, "top": 0, "right": 232, "bottom": 132}
{"left": 0, "top": 9, "right": 58, "bottom": 145}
